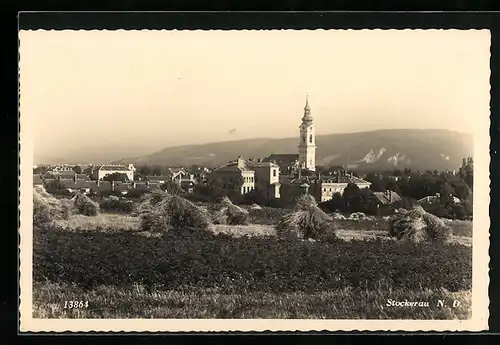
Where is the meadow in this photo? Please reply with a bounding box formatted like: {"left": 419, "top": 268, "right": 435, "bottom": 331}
{"left": 32, "top": 190, "right": 473, "bottom": 319}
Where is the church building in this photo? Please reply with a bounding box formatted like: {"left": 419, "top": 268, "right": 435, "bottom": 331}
{"left": 263, "top": 95, "right": 316, "bottom": 173}
{"left": 298, "top": 95, "right": 316, "bottom": 171}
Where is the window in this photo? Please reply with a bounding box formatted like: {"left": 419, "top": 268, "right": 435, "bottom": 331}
{"left": 272, "top": 169, "right": 276, "bottom": 177}
{"left": 309, "top": 134, "right": 313, "bottom": 143}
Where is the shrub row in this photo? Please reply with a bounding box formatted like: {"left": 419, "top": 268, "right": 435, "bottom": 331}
{"left": 34, "top": 227, "right": 472, "bottom": 294}
{"left": 99, "top": 196, "right": 136, "bottom": 214}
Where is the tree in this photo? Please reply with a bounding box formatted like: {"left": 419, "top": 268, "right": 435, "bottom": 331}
{"left": 45, "top": 179, "right": 68, "bottom": 195}
{"left": 72, "top": 165, "right": 82, "bottom": 174}
{"left": 343, "top": 183, "right": 362, "bottom": 210}
{"left": 243, "top": 188, "right": 268, "bottom": 205}
{"left": 385, "top": 179, "right": 402, "bottom": 197}
{"left": 439, "top": 182, "right": 454, "bottom": 204}
{"left": 459, "top": 157, "right": 474, "bottom": 191}
{"left": 365, "top": 173, "right": 387, "bottom": 192}
{"left": 102, "top": 173, "right": 130, "bottom": 183}
{"left": 451, "top": 179, "right": 472, "bottom": 201}
{"left": 33, "top": 165, "right": 50, "bottom": 174}
{"left": 160, "top": 181, "right": 183, "bottom": 195}
{"left": 321, "top": 192, "right": 345, "bottom": 213}
{"left": 359, "top": 188, "right": 379, "bottom": 215}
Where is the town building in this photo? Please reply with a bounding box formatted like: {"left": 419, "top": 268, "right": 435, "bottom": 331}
{"left": 310, "top": 172, "right": 372, "bottom": 202}
{"left": 262, "top": 154, "right": 299, "bottom": 175}
{"left": 207, "top": 156, "right": 255, "bottom": 195}
{"left": 247, "top": 160, "right": 281, "bottom": 199}
{"left": 95, "top": 164, "right": 135, "bottom": 181}
{"left": 207, "top": 95, "right": 371, "bottom": 204}
{"left": 417, "top": 193, "right": 461, "bottom": 205}
{"left": 43, "top": 170, "right": 89, "bottom": 181}
{"left": 373, "top": 190, "right": 402, "bottom": 206}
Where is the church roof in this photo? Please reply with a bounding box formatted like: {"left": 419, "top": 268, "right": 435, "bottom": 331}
{"left": 262, "top": 154, "right": 299, "bottom": 165}
{"left": 302, "top": 95, "right": 313, "bottom": 121}
{"left": 212, "top": 161, "right": 254, "bottom": 173}
{"left": 246, "top": 161, "right": 279, "bottom": 169}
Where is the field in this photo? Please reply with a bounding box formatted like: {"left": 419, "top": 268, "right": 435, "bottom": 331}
{"left": 33, "top": 208, "right": 473, "bottom": 319}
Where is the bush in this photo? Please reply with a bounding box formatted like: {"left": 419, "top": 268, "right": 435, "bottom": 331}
{"left": 33, "top": 186, "right": 69, "bottom": 228}
{"left": 99, "top": 195, "right": 135, "bottom": 214}
{"left": 388, "top": 205, "right": 452, "bottom": 244}
{"left": 275, "top": 194, "right": 337, "bottom": 241}
{"left": 72, "top": 193, "right": 100, "bottom": 216}
{"left": 211, "top": 197, "right": 250, "bottom": 225}
{"left": 139, "top": 193, "right": 211, "bottom": 233}
{"left": 125, "top": 188, "right": 151, "bottom": 199}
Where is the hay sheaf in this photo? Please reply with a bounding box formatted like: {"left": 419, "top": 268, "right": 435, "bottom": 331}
{"left": 72, "top": 193, "right": 100, "bottom": 216}
{"left": 275, "top": 194, "right": 337, "bottom": 241}
{"left": 211, "top": 197, "right": 250, "bottom": 225}
{"left": 33, "top": 186, "right": 69, "bottom": 227}
{"left": 139, "top": 193, "right": 211, "bottom": 233}
{"left": 388, "top": 205, "right": 452, "bottom": 243}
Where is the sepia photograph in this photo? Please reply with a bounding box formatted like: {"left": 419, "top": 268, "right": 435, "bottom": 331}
{"left": 19, "top": 28, "right": 490, "bottom": 332}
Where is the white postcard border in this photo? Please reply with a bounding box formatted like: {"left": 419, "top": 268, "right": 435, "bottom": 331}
{"left": 19, "top": 29, "right": 491, "bottom": 332}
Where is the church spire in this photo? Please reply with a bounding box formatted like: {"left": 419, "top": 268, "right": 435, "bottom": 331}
{"left": 302, "top": 94, "right": 312, "bottom": 122}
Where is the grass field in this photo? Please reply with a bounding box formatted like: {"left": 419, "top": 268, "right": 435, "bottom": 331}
{"left": 34, "top": 282, "right": 471, "bottom": 319}
{"left": 33, "top": 211, "right": 473, "bottom": 319}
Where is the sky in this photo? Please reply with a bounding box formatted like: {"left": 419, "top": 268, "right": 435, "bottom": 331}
{"left": 19, "top": 29, "right": 490, "bottom": 159}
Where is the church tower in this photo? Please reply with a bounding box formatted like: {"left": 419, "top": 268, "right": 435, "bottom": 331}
{"left": 298, "top": 95, "right": 316, "bottom": 171}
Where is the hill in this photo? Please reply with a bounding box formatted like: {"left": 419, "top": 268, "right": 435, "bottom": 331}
{"left": 113, "top": 129, "right": 473, "bottom": 172}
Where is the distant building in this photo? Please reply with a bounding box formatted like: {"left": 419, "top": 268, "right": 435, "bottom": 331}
{"left": 309, "top": 171, "right": 372, "bottom": 202}
{"left": 373, "top": 190, "right": 402, "bottom": 206}
{"left": 208, "top": 156, "right": 255, "bottom": 195}
{"left": 145, "top": 176, "right": 173, "bottom": 184}
{"left": 43, "top": 170, "right": 89, "bottom": 181}
{"left": 95, "top": 164, "right": 135, "bottom": 181}
{"left": 417, "top": 193, "right": 461, "bottom": 205}
{"left": 262, "top": 154, "right": 299, "bottom": 175}
{"left": 145, "top": 168, "right": 195, "bottom": 186}
{"left": 246, "top": 160, "right": 281, "bottom": 199}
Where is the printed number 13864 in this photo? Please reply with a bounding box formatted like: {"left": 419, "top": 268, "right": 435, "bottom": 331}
{"left": 64, "top": 301, "right": 89, "bottom": 309}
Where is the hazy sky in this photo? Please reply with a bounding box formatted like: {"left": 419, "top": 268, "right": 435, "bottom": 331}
{"left": 19, "top": 29, "right": 490, "bottom": 158}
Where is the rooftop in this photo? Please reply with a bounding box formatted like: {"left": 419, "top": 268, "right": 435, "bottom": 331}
{"left": 373, "top": 191, "right": 402, "bottom": 205}
{"left": 99, "top": 165, "right": 132, "bottom": 171}
{"left": 262, "top": 154, "right": 299, "bottom": 164}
